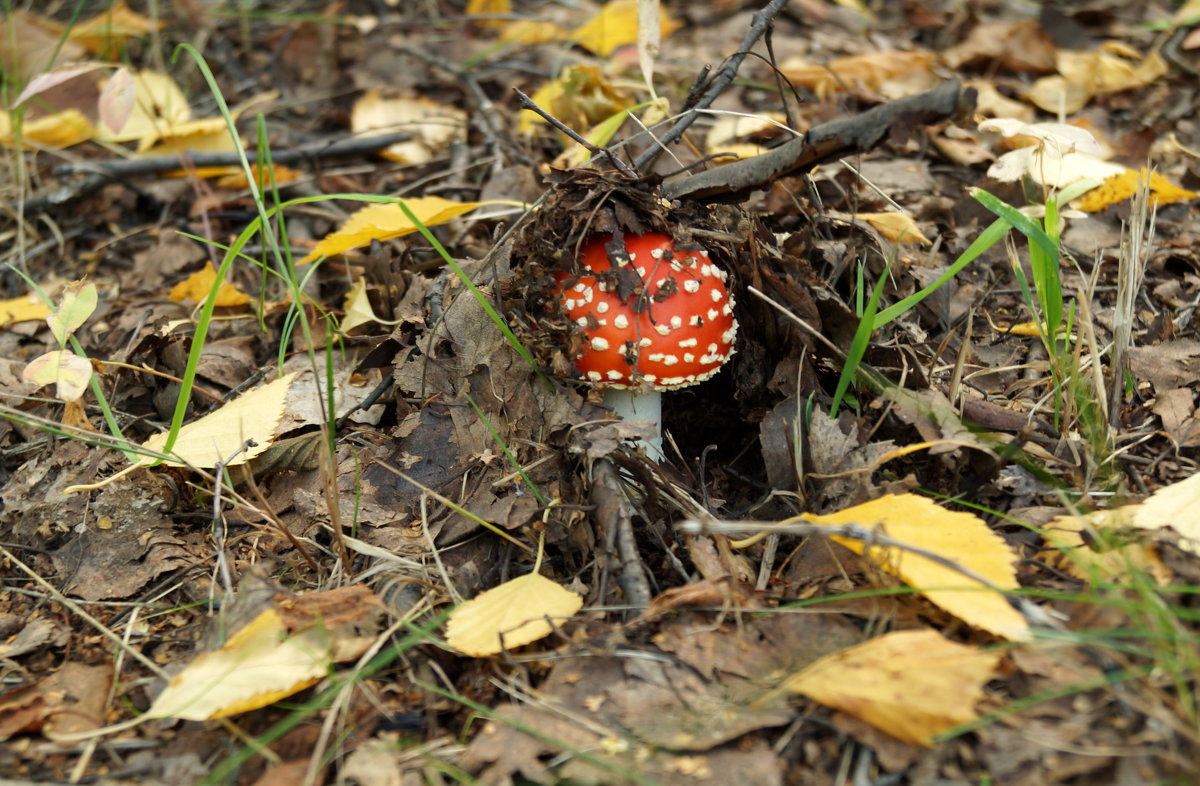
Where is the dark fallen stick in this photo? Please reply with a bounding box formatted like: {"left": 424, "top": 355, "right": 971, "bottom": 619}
{"left": 22, "top": 130, "right": 415, "bottom": 213}
{"left": 663, "top": 79, "right": 976, "bottom": 203}
{"left": 53, "top": 130, "right": 415, "bottom": 178}
{"left": 633, "top": 0, "right": 790, "bottom": 172}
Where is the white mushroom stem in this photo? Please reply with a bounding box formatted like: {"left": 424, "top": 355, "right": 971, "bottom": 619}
{"left": 602, "top": 388, "right": 664, "bottom": 462}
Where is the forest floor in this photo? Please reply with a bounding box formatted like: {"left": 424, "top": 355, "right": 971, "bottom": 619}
{"left": 2, "top": 1, "right": 1200, "bottom": 784}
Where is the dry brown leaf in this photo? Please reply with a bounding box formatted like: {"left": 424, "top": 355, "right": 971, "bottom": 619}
{"left": 784, "top": 630, "right": 1002, "bottom": 746}
{"left": 779, "top": 50, "right": 939, "bottom": 99}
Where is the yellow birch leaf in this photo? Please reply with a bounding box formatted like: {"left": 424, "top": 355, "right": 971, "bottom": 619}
{"left": 146, "top": 608, "right": 330, "bottom": 721}
{"left": 466, "top": 0, "right": 511, "bottom": 29}
{"left": 784, "top": 630, "right": 1002, "bottom": 746}
{"left": 214, "top": 163, "right": 303, "bottom": 190}
{"left": 169, "top": 266, "right": 251, "bottom": 307}
{"left": 807, "top": 494, "right": 1029, "bottom": 639}
{"left": 0, "top": 293, "right": 52, "bottom": 326}
{"left": 299, "top": 198, "right": 483, "bottom": 264}
{"left": 68, "top": 0, "right": 164, "bottom": 56}
{"left": 140, "top": 373, "right": 296, "bottom": 469}
{"left": 851, "top": 212, "right": 932, "bottom": 245}
{"left": 1073, "top": 167, "right": 1198, "bottom": 212}
{"left": 95, "top": 69, "right": 190, "bottom": 143}
{"left": 0, "top": 108, "right": 96, "bottom": 149}
{"left": 22, "top": 350, "right": 94, "bottom": 401}
{"left": 570, "top": 0, "right": 680, "bottom": 56}
{"left": 340, "top": 278, "right": 401, "bottom": 334}
{"left": 446, "top": 573, "right": 583, "bottom": 656}
{"left": 500, "top": 18, "right": 569, "bottom": 45}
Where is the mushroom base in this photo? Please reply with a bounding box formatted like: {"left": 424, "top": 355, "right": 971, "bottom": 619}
{"left": 601, "top": 388, "right": 664, "bottom": 462}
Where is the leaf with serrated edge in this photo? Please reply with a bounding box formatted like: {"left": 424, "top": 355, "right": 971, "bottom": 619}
{"left": 446, "top": 573, "right": 583, "bottom": 656}
{"left": 141, "top": 373, "right": 296, "bottom": 468}
{"left": 807, "top": 493, "right": 1029, "bottom": 639}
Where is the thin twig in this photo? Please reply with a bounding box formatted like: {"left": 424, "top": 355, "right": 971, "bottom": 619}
{"left": 632, "top": 0, "right": 790, "bottom": 172}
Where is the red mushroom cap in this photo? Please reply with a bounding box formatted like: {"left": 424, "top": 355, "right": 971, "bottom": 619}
{"left": 554, "top": 233, "right": 737, "bottom": 390}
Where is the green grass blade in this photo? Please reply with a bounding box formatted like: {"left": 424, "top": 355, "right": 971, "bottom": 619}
{"left": 874, "top": 218, "right": 1009, "bottom": 326}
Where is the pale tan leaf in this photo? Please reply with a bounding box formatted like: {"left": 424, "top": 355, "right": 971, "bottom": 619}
{"left": 784, "top": 630, "right": 1002, "bottom": 746}
{"left": 22, "top": 350, "right": 93, "bottom": 401}
{"left": 446, "top": 573, "right": 583, "bottom": 657}
{"left": 11, "top": 63, "right": 108, "bottom": 109}
{"left": 1132, "top": 472, "right": 1200, "bottom": 557}
{"left": 350, "top": 90, "right": 467, "bottom": 165}
{"left": 808, "top": 494, "right": 1029, "bottom": 639}
{"left": 98, "top": 66, "right": 136, "bottom": 136}
{"left": 299, "top": 198, "right": 483, "bottom": 264}
{"left": 47, "top": 281, "right": 98, "bottom": 345}
{"left": 637, "top": 0, "right": 661, "bottom": 96}
{"left": 141, "top": 373, "right": 296, "bottom": 468}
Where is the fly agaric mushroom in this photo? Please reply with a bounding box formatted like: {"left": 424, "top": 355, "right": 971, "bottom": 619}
{"left": 554, "top": 232, "right": 737, "bottom": 459}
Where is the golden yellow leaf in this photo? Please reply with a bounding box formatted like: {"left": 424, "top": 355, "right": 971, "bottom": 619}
{"left": 95, "top": 69, "right": 191, "bottom": 143}
{"left": 350, "top": 90, "right": 468, "bottom": 165}
{"left": 298, "top": 198, "right": 483, "bottom": 264}
{"left": 807, "top": 494, "right": 1029, "bottom": 639}
{"left": 518, "top": 64, "right": 633, "bottom": 136}
{"left": 340, "top": 278, "right": 401, "bottom": 334}
{"left": 136, "top": 116, "right": 235, "bottom": 156}
{"left": 1039, "top": 510, "right": 1171, "bottom": 584}
{"left": 67, "top": 0, "right": 164, "bottom": 56}
{"left": 141, "top": 373, "right": 296, "bottom": 469}
{"left": 851, "top": 212, "right": 932, "bottom": 245}
{"left": 446, "top": 573, "right": 583, "bottom": 656}
{"left": 500, "top": 19, "right": 569, "bottom": 45}
{"left": 0, "top": 293, "right": 52, "bottom": 326}
{"left": 22, "top": 350, "right": 94, "bottom": 401}
{"left": 1073, "top": 167, "right": 1198, "bottom": 212}
{"left": 169, "top": 266, "right": 251, "bottom": 307}
{"left": 214, "top": 163, "right": 303, "bottom": 190}
{"left": 466, "top": 0, "right": 511, "bottom": 29}
{"left": 570, "top": 0, "right": 680, "bottom": 56}
{"left": 146, "top": 609, "right": 329, "bottom": 721}
{"left": 784, "top": 630, "right": 1002, "bottom": 746}
{"left": 0, "top": 108, "right": 95, "bottom": 149}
